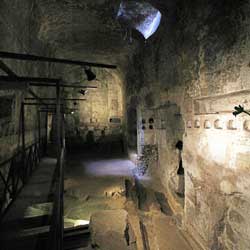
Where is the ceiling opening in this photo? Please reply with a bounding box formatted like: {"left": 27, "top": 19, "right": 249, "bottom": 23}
{"left": 117, "top": 0, "right": 162, "bottom": 40}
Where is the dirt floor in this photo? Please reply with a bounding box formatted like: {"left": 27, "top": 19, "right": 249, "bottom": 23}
{"left": 63, "top": 152, "right": 200, "bottom": 250}
{"left": 64, "top": 153, "right": 135, "bottom": 228}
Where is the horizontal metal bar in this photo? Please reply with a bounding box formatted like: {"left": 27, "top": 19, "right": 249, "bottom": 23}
{"left": 30, "top": 83, "right": 97, "bottom": 88}
{"left": 39, "top": 110, "right": 77, "bottom": 114}
{"left": 23, "top": 102, "right": 65, "bottom": 106}
{"left": 0, "top": 81, "right": 28, "bottom": 90}
{"left": 40, "top": 107, "right": 77, "bottom": 111}
{"left": 0, "top": 75, "right": 60, "bottom": 83}
{"left": 0, "top": 51, "right": 117, "bottom": 69}
{"left": 25, "top": 98, "right": 87, "bottom": 101}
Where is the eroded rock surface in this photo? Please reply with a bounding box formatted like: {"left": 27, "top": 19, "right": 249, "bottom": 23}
{"left": 89, "top": 209, "right": 137, "bottom": 250}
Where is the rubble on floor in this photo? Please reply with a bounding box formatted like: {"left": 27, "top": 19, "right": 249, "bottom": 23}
{"left": 89, "top": 209, "right": 137, "bottom": 250}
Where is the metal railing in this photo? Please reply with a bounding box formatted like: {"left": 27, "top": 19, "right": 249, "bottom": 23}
{"left": 0, "top": 138, "right": 46, "bottom": 218}
{"left": 48, "top": 146, "right": 65, "bottom": 250}
{"left": 48, "top": 105, "right": 65, "bottom": 250}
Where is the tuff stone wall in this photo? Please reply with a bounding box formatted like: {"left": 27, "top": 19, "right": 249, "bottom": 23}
{"left": 0, "top": 0, "right": 57, "bottom": 213}
{"left": 62, "top": 67, "right": 124, "bottom": 144}
{"left": 126, "top": 1, "right": 250, "bottom": 249}
{"left": 0, "top": 0, "right": 55, "bottom": 160}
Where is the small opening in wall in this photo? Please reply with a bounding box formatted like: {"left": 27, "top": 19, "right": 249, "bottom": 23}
{"left": 187, "top": 121, "right": 192, "bottom": 128}
{"left": 149, "top": 125, "right": 154, "bottom": 129}
{"left": 243, "top": 120, "right": 250, "bottom": 131}
{"left": 228, "top": 120, "right": 237, "bottom": 130}
{"left": 142, "top": 119, "right": 146, "bottom": 124}
{"left": 149, "top": 118, "right": 154, "bottom": 124}
{"left": 194, "top": 120, "right": 200, "bottom": 128}
{"left": 204, "top": 120, "right": 211, "bottom": 129}
{"left": 110, "top": 117, "right": 121, "bottom": 123}
{"left": 214, "top": 119, "right": 223, "bottom": 129}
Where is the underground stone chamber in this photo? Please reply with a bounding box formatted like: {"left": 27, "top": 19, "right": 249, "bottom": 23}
{"left": 0, "top": 1, "right": 250, "bottom": 250}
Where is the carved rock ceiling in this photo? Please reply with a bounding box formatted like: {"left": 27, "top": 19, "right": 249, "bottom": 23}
{"left": 37, "top": 0, "right": 139, "bottom": 66}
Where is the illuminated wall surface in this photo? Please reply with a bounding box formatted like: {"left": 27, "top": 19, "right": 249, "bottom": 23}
{"left": 0, "top": 1, "right": 250, "bottom": 250}
{"left": 62, "top": 68, "right": 124, "bottom": 141}
{"left": 125, "top": 1, "right": 250, "bottom": 249}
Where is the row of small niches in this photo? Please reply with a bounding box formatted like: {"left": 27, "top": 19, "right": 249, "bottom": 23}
{"left": 187, "top": 119, "right": 250, "bottom": 131}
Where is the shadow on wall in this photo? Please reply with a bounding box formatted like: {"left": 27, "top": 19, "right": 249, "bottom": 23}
{"left": 65, "top": 130, "right": 125, "bottom": 157}
{"left": 127, "top": 107, "right": 137, "bottom": 151}
{"left": 157, "top": 103, "right": 185, "bottom": 212}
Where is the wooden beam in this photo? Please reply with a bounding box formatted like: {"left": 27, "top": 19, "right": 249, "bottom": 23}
{"left": 0, "top": 51, "right": 117, "bottom": 69}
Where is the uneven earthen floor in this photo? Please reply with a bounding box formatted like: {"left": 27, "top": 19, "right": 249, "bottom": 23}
{"left": 63, "top": 153, "right": 195, "bottom": 250}
{"left": 64, "top": 154, "right": 135, "bottom": 227}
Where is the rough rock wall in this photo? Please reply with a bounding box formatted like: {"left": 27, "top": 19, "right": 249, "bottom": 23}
{"left": 61, "top": 67, "right": 124, "bottom": 143}
{"left": 0, "top": 0, "right": 55, "bottom": 161}
{"left": 126, "top": 1, "right": 250, "bottom": 249}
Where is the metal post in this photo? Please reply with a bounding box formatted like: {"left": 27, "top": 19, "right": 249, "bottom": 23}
{"left": 56, "top": 82, "right": 61, "bottom": 157}
{"left": 21, "top": 102, "right": 26, "bottom": 183}
{"left": 45, "top": 111, "right": 48, "bottom": 154}
{"left": 38, "top": 110, "right": 41, "bottom": 157}
{"left": 56, "top": 81, "right": 63, "bottom": 250}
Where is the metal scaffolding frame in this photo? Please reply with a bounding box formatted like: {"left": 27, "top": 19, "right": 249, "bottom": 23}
{"left": 0, "top": 52, "right": 117, "bottom": 250}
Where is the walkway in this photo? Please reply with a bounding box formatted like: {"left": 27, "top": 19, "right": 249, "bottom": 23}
{"left": 0, "top": 157, "right": 57, "bottom": 250}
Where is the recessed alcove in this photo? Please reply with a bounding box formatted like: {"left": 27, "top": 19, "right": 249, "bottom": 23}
{"left": 227, "top": 120, "right": 237, "bottom": 130}
{"left": 204, "top": 120, "right": 211, "bottom": 129}
{"left": 194, "top": 120, "right": 200, "bottom": 128}
{"left": 243, "top": 120, "right": 250, "bottom": 131}
{"left": 214, "top": 119, "right": 223, "bottom": 129}
{"left": 187, "top": 121, "right": 192, "bottom": 128}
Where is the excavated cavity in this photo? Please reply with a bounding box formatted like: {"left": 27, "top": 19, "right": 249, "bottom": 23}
{"left": 36, "top": 0, "right": 139, "bottom": 65}
{"left": 1, "top": 1, "right": 250, "bottom": 250}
